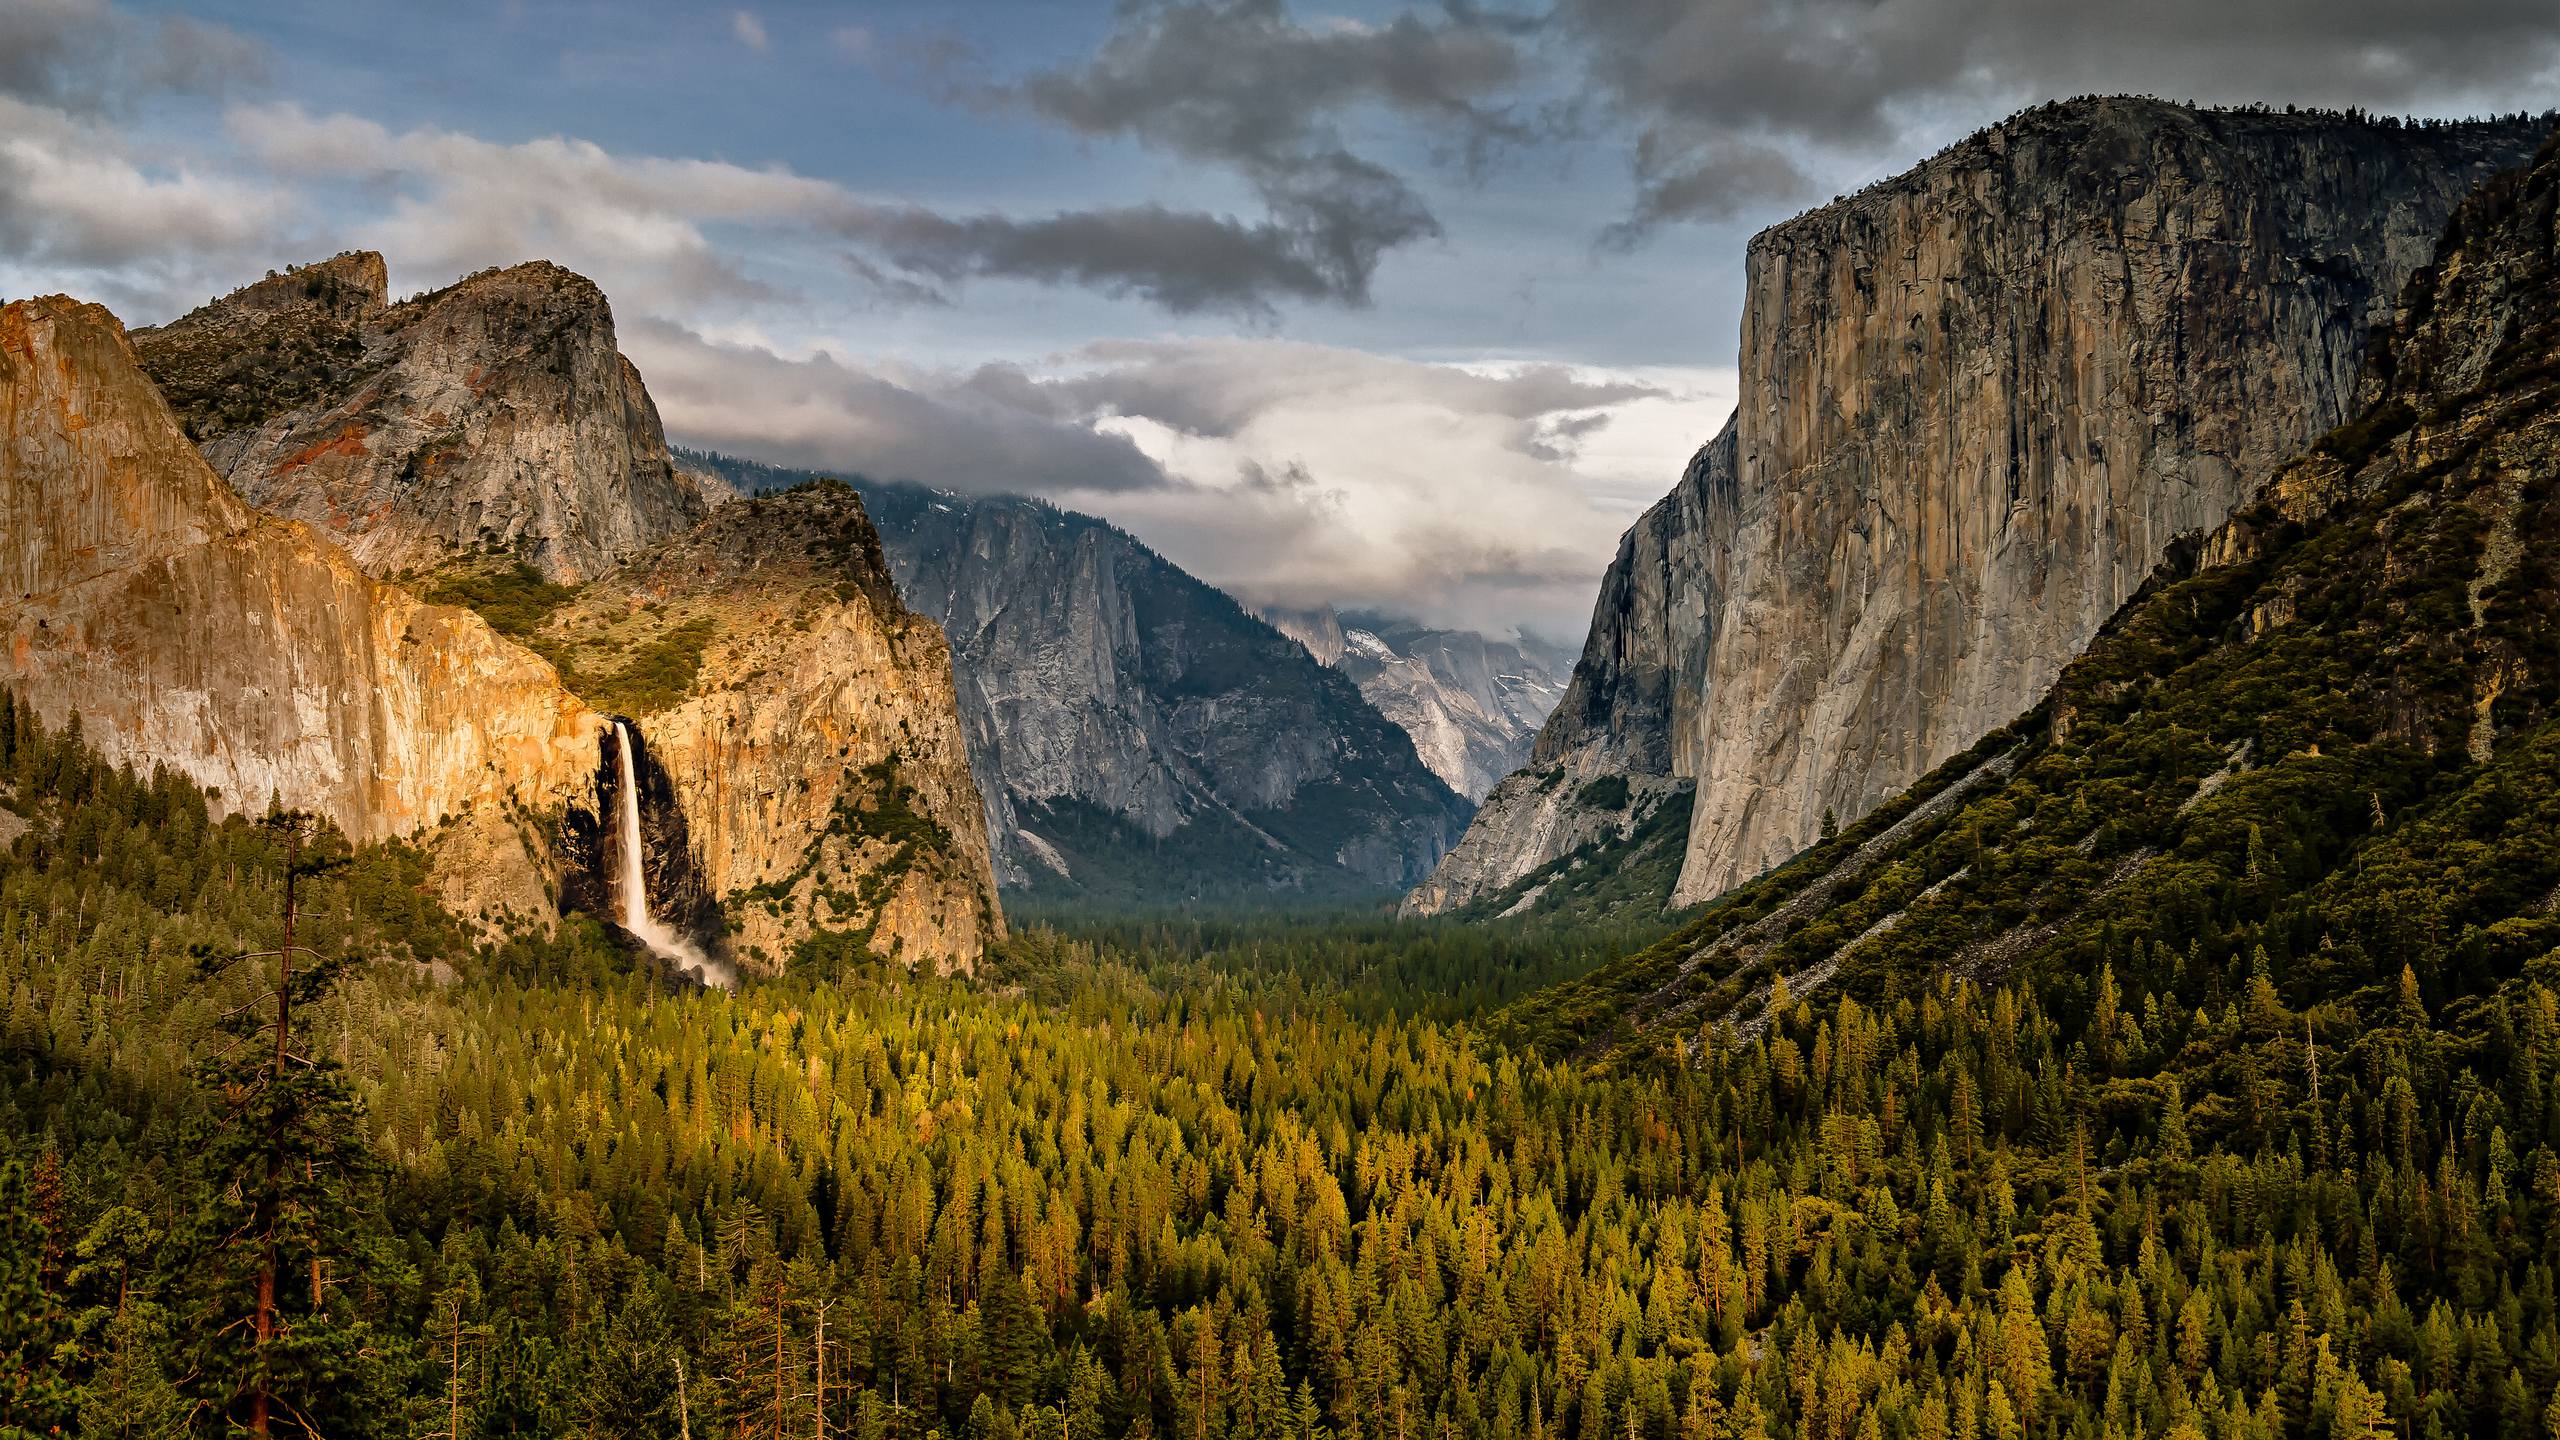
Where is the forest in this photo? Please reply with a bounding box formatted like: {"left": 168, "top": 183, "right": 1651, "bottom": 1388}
{"left": 4, "top": 678, "right": 2560, "bottom": 1440}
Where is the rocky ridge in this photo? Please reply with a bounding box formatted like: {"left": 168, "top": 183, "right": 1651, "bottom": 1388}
{"left": 1512, "top": 122, "right": 2560, "bottom": 1058}
{"left": 11, "top": 276, "right": 997, "bottom": 973}
{"left": 686, "top": 456, "right": 1475, "bottom": 900}
{"left": 1261, "top": 607, "right": 1573, "bottom": 800}
{"left": 136, "top": 253, "right": 716, "bottom": 584}
{"left": 1413, "top": 99, "right": 2556, "bottom": 918}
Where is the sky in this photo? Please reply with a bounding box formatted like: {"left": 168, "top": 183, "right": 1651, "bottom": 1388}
{"left": 4, "top": 0, "right": 2555, "bottom": 639}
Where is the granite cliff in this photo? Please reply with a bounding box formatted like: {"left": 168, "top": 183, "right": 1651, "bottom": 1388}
{"left": 1512, "top": 122, "right": 2560, "bottom": 1059}
{"left": 1414, "top": 99, "right": 2555, "bottom": 919}
{"left": 516, "top": 481, "right": 1002, "bottom": 970}
{"left": 1, "top": 293, "right": 599, "bottom": 924}
{"left": 135, "top": 253, "right": 715, "bottom": 584}
{"left": 686, "top": 455, "right": 1474, "bottom": 901}
{"left": 10, "top": 273, "right": 996, "bottom": 973}
{"left": 1403, "top": 429, "right": 1733, "bottom": 917}
{"left": 1261, "top": 607, "right": 1572, "bottom": 800}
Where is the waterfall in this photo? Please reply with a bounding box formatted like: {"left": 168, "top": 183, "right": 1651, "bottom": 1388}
{"left": 612, "top": 721, "right": 732, "bottom": 988}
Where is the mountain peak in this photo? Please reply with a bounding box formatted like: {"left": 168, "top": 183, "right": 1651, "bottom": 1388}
{"left": 135, "top": 253, "right": 705, "bottom": 584}
{"left": 156, "top": 251, "right": 390, "bottom": 335}
{"left": 401, "top": 257, "right": 610, "bottom": 319}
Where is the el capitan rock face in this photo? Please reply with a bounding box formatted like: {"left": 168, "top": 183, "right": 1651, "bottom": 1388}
{"left": 135, "top": 254, "right": 713, "bottom": 584}
{"left": 1522, "top": 123, "right": 2560, "bottom": 1058}
{"left": 1412, "top": 99, "right": 2554, "bottom": 918}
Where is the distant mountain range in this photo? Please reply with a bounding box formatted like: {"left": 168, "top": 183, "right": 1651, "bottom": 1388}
{"left": 681, "top": 453, "right": 1476, "bottom": 905}
{"left": 1258, "top": 606, "right": 1572, "bottom": 800}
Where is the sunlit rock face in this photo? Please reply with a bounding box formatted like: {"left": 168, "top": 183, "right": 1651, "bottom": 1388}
{"left": 135, "top": 253, "right": 717, "bottom": 584}
{"left": 10, "top": 286, "right": 997, "bottom": 974}
{"left": 1412, "top": 99, "right": 2553, "bottom": 917}
{"left": 529, "top": 482, "right": 1004, "bottom": 974}
{"left": 137, "top": 256, "right": 996, "bottom": 972}
{"left": 0, "top": 294, "right": 603, "bottom": 926}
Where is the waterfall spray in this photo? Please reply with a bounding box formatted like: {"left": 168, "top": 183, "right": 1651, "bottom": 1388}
{"left": 612, "top": 721, "right": 732, "bottom": 988}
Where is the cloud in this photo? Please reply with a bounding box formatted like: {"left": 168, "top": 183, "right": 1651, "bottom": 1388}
{"left": 0, "top": 97, "right": 301, "bottom": 314}
{"left": 1011, "top": 0, "right": 1531, "bottom": 164}
{"left": 975, "top": 0, "right": 1544, "bottom": 309}
{"left": 228, "top": 104, "right": 811, "bottom": 315}
{"left": 1553, "top": 0, "right": 2560, "bottom": 236}
{"left": 225, "top": 101, "right": 1422, "bottom": 319}
{"left": 640, "top": 327, "right": 1730, "bottom": 633}
{"left": 623, "top": 320, "right": 1173, "bottom": 496}
{"left": 731, "top": 10, "right": 768, "bottom": 52}
{"left": 0, "top": 0, "right": 264, "bottom": 116}
{"left": 1045, "top": 337, "right": 1666, "bottom": 437}
{"left": 1037, "top": 339, "right": 1715, "bottom": 630}
{"left": 829, "top": 198, "right": 1412, "bottom": 315}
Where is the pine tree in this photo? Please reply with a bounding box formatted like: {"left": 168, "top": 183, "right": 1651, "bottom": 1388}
{"left": 0, "top": 1159, "right": 76, "bottom": 1433}
{"left": 174, "top": 813, "right": 397, "bottom": 1438}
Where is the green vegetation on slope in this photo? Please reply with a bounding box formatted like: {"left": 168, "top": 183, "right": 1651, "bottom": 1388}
{"left": 133, "top": 260, "right": 379, "bottom": 441}
{"left": 8, "top": 663, "right": 2560, "bottom": 1440}
{"left": 1009, "top": 797, "right": 1399, "bottom": 911}
{"left": 417, "top": 562, "right": 580, "bottom": 640}
{"left": 418, "top": 561, "right": 723, "bottom": 719}
{"left": 1446, "top": 782, "right": 1700, "bottom": 931}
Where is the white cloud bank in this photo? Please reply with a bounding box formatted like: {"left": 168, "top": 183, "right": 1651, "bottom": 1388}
{"left": 632, "top": 324, "right": 1732, "bottom": 636}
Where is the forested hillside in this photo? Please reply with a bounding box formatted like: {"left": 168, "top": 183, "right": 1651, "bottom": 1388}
{"left": 6, "top": 111, "right": 2560, "bottom": 1440}
{"left": 9, "top": 641, "right": 2560, "bottom": 1440}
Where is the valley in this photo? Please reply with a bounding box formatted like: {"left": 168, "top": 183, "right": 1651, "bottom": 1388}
{"left": 3, "top": 63, "right": 2560, "bottom": 1440}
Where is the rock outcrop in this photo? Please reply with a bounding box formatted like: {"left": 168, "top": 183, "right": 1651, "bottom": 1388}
{"left": 1414, "top": 99, "right": 2555, "bottom": 918}
{"left": 684, "top": 457, "right": 1474, "bottom": 899}
{"left": 864, "top": 481, "right": 1471, "bottom": 898}
{"left": 1404, "top": 429, "right": 1733, "bottom": 914}
{"left": 9, "top": 286, "right": 996, "bottom": 974}
{"left": 1262, "top": 607, "right": 1572, "bottom": 800}
{"left": 524, "top": 481, "right": 1002, "bottom": 970}
{"left": 135, "top": 254, "right": 713, "bottom": 583}
{"left": 1517, "top": 122, "right": 2560, "bottom": 1058}
{"left": 1, "top": 294, "right": 601, "bottom": 923}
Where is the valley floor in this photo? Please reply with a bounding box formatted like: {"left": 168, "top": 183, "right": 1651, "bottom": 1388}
{"left": 4, "top": 698, "right": 2559, "bottom": 1440}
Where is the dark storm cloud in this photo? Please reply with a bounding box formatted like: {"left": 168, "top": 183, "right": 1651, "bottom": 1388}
{"left": 1012, "top": 0, "right": 1530, "bottom": 161}
{"left": 229, "top": 102, "right": 1430, "bottom": 321}
{"left": 0, "top": 0, "right": 263, "bottom": 115}
{"left": 1555, "top": 0, "right": 2560, "bottom": 235}
{"left": 835, "top": 194, "right": 1423, "bottom": 315}
{"left": 973, "top": 0, "right": 1540, "bottom": 309}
